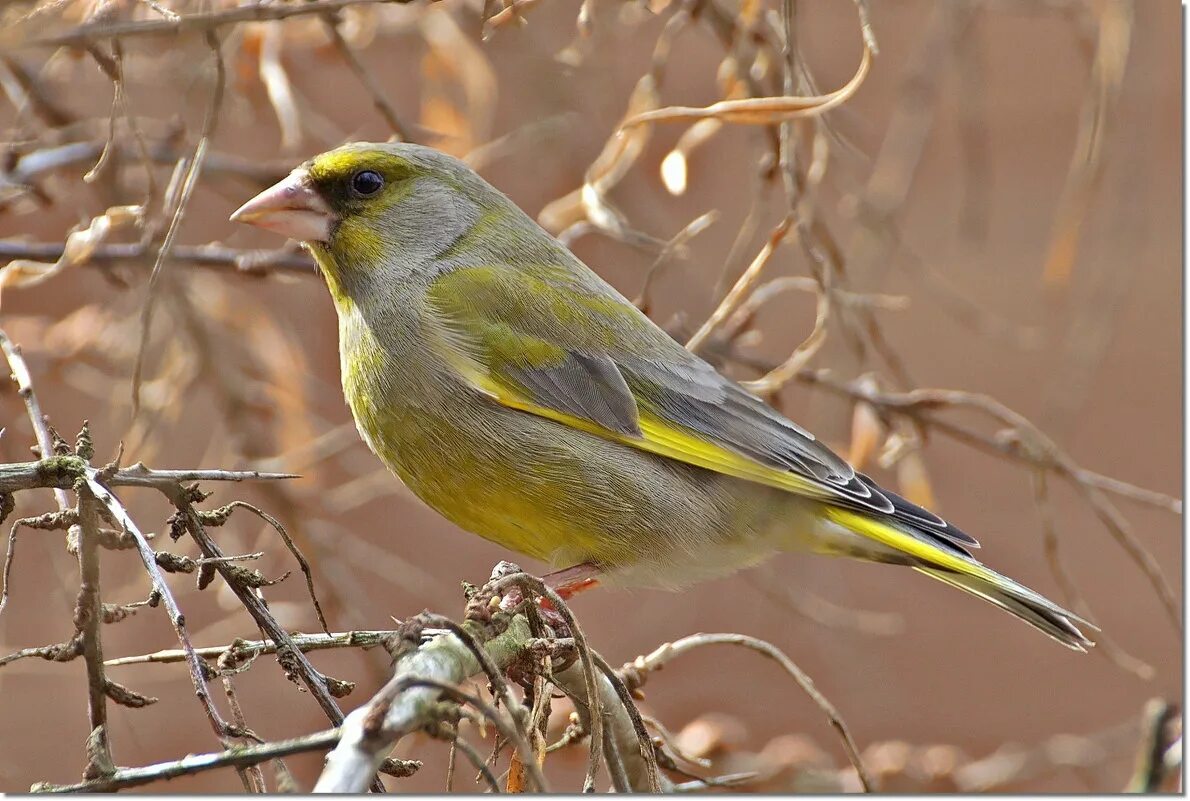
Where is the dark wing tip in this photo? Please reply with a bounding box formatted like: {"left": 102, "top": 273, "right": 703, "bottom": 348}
{"left": 858, "top": 473, "right": 981, "bottom": 549}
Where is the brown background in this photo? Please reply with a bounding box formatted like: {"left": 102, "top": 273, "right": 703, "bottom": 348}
{"left": 0, "top": 0, "right": 1182, "bottom": 792}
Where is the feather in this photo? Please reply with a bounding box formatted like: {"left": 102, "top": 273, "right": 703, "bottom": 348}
{"left": 424, "top": 264, "right": 907, "bottom": 515}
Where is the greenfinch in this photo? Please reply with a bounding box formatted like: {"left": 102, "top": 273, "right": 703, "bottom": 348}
{"left": 231, "top": 142, "right": 1092, "bottom": 650}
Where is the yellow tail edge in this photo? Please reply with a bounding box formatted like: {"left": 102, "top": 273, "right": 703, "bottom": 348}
{"left": 823, "top": 508, "right": 1096, "bottom": 651}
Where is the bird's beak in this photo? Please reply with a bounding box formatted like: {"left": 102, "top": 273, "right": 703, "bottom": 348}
{"left": 230, "top": 169, "right": 335, "bottom": 242}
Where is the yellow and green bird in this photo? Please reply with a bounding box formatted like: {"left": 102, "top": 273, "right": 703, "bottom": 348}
{"left": 232, "top": 142, "right": 1092, "bottom": 650}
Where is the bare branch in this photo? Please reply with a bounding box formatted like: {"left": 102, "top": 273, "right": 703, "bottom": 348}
{"left": 81, "top": 477, "right": 236, "bottom": 738}
{"left": 315, "top": 613, "right": 536, "bottom": 792}
{"left": 0, "top": 240, "right": 315, "bottom": 275}
{"left": 75, "top": 484, "right": 114, "bottom": 778}
{"left": 622, "top": 632, "right": 872, "bottom": 791}
{"left": 104, "top": 630, "right": 399, "bottom": 667}
{"left": 0, "top": 462, "right": 296, "bottom": 499}
{"left": 31, "top": 729, "right": 343, "bottom": 793}
{"left": 14, "top": 0, "right": 427, "bottom": 50}
{"left": 131, "top": 33, "right": 226, "bottom": 416}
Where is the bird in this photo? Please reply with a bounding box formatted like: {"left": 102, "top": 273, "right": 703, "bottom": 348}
{"left": 231, "top": 141, "right": 1093, "bottom": 651}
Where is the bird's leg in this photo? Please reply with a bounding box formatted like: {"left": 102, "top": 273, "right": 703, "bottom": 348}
{"left": 542, "top": 561, "right": 602, "bottom": 599}
{"left": 497, "top": 562, "right": 602, "bottom": 630}
{"left": 533, "top": 562, "right": 601, "bottom": 629}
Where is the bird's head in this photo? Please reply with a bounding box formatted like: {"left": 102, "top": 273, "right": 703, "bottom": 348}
{"left": 231, "top": 142, "right": 488, "bottom": 296}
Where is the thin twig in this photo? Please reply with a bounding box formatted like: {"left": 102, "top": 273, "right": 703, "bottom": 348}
{"left": 104, "top": 630, "right": 396, "bottom": 667}
{"left": 419, "top": 613, "right": 543, "bottom": 788}
{"left": 591, "top": 650, "right": 662, "bottom": 792}
{"left": 0, "top": 330, "right": 69, "bottom": 510}
{"left": 18, "top": 0, "right": 427, "bottom": 49}
{"left": 396, "top": 676, "right": 543, "bottom": 791}
{"left": 0, "top": 501, "right": 16, "bottom": 619}
{"left": 219, "top": 675, "right": 268, "bottom": 792}
{"left": 131, "top": 33, "right": 225, "bottom": 416}
{"left": 687, "top": 216, "right": 793, "bottom": 353}
{"left": 164, "top": 497, "right": 355, "bottom": 730}
{"left": 1032, "top": 470, "right": 1152, "bottom": 680}
{"left": 322, "top": 20, "right": 409, "bottom": 140}
{"left": 442, "top": 729, "right": 500, "bottom": 792}
{"left": 32, "top": 729, "right": 343, "bottom": 793}
{"left": 210, "top": 501, "right": 329, "bottom": 634}
{"left": 707, "top": 359, "right": 1179, "bottom": 517}
{"left": 0, "top": 240, "right": 315, "bottom": 275}
{"left": 622, "top": 632, "right": 873, "bottom": 791}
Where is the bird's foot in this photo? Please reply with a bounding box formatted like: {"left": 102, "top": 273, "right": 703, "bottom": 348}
{"left": 493, "top": 561, "right": 602, "bottom": 630}
{"left": 543, "top": 561, "right": 602, "bottom": 600}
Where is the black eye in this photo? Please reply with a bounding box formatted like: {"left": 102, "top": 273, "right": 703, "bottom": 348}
{"left": 351, "top": 170, "right": 384, "bottom": 196}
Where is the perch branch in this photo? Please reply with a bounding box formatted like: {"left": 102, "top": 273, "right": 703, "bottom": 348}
{"left": 315, "top": 614, "right": 537, "bottom": 792}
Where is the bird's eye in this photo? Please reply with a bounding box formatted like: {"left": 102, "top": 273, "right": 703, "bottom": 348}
{"left": 351, "top": 170, "right": 384, "bottom": 197}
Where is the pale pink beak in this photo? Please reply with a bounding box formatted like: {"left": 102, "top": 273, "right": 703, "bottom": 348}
{"left": 230, "top": 169, "right": 335, "bottom": 242}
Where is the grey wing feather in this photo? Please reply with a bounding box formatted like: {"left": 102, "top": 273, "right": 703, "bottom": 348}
{"left": 618, "top": 354, "right": 979, "bottom": 555}
{"left": 620, "top": 356, "right": 896, "bottom": 514}
{"left": 501, "top": 334, "right": 976, "bottom": 555}
{"left": 506, "top": 352, "right": 642, "bottom": 437}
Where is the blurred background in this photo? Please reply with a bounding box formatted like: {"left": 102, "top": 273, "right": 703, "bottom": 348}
{"left": 0, "top": 0, "right": 1181, "bottom": 792}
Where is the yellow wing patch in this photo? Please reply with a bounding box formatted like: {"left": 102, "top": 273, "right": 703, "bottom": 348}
{"left": 822, "top": 507, "right": 993, "bottom": 579}
{"left": 461, "top": 368, "right": 832, "bottom": 500}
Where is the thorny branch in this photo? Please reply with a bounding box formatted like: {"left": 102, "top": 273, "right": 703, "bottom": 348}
{"left": 0, "top": 333, "right": 353, "bottom": 789}
{"left": 73, "top": 483, "right": 115, "bottom": 779}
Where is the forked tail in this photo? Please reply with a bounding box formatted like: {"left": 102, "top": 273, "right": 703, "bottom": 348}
{"left": 821, "top": 507, "right": 1095, "bottom": 651}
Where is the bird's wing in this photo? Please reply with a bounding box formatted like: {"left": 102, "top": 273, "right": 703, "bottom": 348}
{"left": 424, "top": 264, "right": 976, "bottom": 551}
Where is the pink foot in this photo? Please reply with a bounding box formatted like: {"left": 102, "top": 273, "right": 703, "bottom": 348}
{"left": 496, "top": 562, "right": 603, "bottom": 629}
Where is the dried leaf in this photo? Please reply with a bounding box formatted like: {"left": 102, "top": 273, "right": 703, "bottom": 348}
{"left": 896, "top": 449, "right": 936, "bottom": 511}
{"left": 257, "top": 22, "right": 302, "bottom": 152}
{"left": 687, "top": 216, "right": 793, "bottom": 353}
{"left": 675, "top": 713, "right": 748, "bottom": 759}
{"left": 741, "top": 274, "right": 831, "bottom": 396}
{"left": 1042, "top": 0, "right": 1132, "bottom": 288}
{"left": 539, "top": 73, "right": 660, "bottom": 242}
{"left": 660, "top": 118, "right": 722, "bottom": 196}
{"left": 622, "top": 44, "right": 871, "bottom": 128}
{"left": 537, "top": 188, "right": 586, "bottom": 235}
{"left": 0, "top": 205, "right": 142, "bottom": 308}
{"left": 847, "top": 378, "right": 885, "bottom": 471}
{"left": 587, "top": 73, "right": 659, "bottom": 192}
{"left": 758, "top": 734, "right": 834, "bottom": 771}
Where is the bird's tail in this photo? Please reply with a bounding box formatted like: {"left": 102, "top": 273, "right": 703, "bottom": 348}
{"left": 821, "top": 507, "right": 1095, "bottom": 651}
